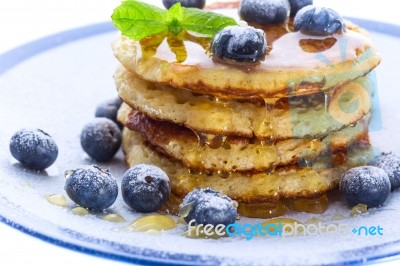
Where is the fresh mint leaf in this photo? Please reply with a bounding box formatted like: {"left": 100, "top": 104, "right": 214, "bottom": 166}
{"left": 112, "top": 0, "right": 168, "bottom": 40}
{"left": 166, "top": 3, "right": 183, "bottom": 35}
{"left": 168, "top": 19, "right": 183, "bottom": 35}
{"left": 111, "top": 0, "right": 237, "bottom": 41}
{"left": 166, "top": 2, "right": 183, "bottom": 21}
{"left": 181, "top": 8, "right": 237, "bottom": 36}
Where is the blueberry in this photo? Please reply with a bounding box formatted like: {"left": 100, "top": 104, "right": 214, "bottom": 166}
{"left": 294, "top": 5, "right": 345, "bottom": 36}
{"left": 180, "top": 188, "right": 237, "bottom": 226}
{"left": 211, "top": 25, "right": 267, "bottom": 64}
{"left": 121, "top": 164, "right": 171, "bottom": 213}
{"left": 340, "top": 166, "right": 391, "bottom": 208}
{"left": 371, "top": 152, "right": 400, "bottom": 191}
{"left": 9, "top": 129, "right": 58, "bottom": 171}
{"left": 95, "top": 97, "right": 123, "bottom": 129}
{"left": 64, "top": 165, "right": 118, "bottom": 210}
{"left": 288, "top": 0, "right": 313, "bottom": 17}
{"left": 80, "top": 118, "right": 121, "bottom": 162}
{"left": 239, "top": 0, "right": 290, "bottom": 25}
{"left": 162, "top": 0, "right": 206, "bottom": 9}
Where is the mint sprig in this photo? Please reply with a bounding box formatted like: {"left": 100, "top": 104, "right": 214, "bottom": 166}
{"left": 181, "top": 8, "right": 236, "bottom": 37}
{"left": 111, "top": 0, "right": 237, "bottom": 41}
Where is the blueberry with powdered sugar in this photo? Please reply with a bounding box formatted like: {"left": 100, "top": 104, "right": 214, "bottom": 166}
{"left": 294, "top": 5, "right": 345, "bottom": 36}
{"left": 211, "top": 25, "right": 267, "bottom": 64}
{"left": 288, "top": 0, "right": 313, "bottom": 17}
{"left": 162, "top": 0, "right": 206, "bottom": 9}
{"left": 64, "top": 165, "right": 118, "bottom": 210}
{"left": 239, "top": 0, "right": 290, "bottom": 25}
{"left": 9, "top": 128, "right": 58, "bottom": 171}
{"left": 80, "top": 118, "right": 121, "bottom": 162}
{"left": 95, "top": 97, "right": 123, "bottom": 129}
{"left": 121, "top": 164, "right": 171, "bottom": 213}
{"left": 371, "top": 152, "right": 400, "bottom": 191}
{"left": 340, "top": 166, "right": 391, "bottom": 208}
{"left": 180, "top": 188, "right": 237, "bottom": 226}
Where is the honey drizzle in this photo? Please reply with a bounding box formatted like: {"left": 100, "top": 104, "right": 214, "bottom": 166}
{"left": 127, "top": 215, "right": 177, "bottom": 232}
{"left": 194, "top": 132, "right": 227, "bottom": 149}
{"left": 102, "top": 214, "right": 126, "bottom": 223}
{"left": 284, "top": 194, "right": 329, "bottom": 214}
{"left": 137, "top": 25, "right": 372, "bottom": 69}
{"left": 47, "top": 194, "right": 67, "bottom": 207}
{"left": 238, "top": 201, "right": 287, "bottom": 219}
{"left": 351, "top": 204, "right": 368, "bottom": 216}
{"left": 71, "top": 207, "right": 89, "bottom": 216}
{"left": 164, "top": 193, "right": 334, "bottom": 219}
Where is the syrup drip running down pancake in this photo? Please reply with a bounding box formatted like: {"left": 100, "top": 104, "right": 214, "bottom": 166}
{"left": 118, "top": 103, "right": 370, "bottom": 173}
{"left": 122, "top": 129, "right": 374, "bottom": 205}
{"left": 115, "top": 67, "right": 375, "bottom": 140}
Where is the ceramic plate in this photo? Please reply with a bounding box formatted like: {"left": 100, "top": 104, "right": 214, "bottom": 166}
{"left": 1, "top": 18, "right": 400, "bottom": 265}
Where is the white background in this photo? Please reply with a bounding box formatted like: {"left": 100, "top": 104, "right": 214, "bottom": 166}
{"left": 0, "top": 0, "right": 400, "bottom": 265}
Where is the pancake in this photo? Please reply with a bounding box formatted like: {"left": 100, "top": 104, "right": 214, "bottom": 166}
{"left": 122, "top": 129, "right": 373, "bottom": 204}
{"left": 113, "top": 15, "right": 380, "bottom": 100}
{"left": 116, "top": 67, "right": 374, "bottom": 140}
{"left": 118, "top": 103, "right": 370, "bottom": 173}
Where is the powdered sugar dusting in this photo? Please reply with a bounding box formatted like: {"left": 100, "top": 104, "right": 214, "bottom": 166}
{"left": 377, "top": 153, "right": 400, "bottom": 178}
{"left": 66, "top": 165, "right": 114, "bottom": 191}
{"left": 200, "top": 194, "right": 234, "bottom": 222}
{"left": 10, "top": 128, "right": 57, "bottom": 155}
{"left": 129, "top": 164, "right": 169, "bottom": 183}
{"left": 121, "top": 164, "right": 170, "bottom": 212}
{"left": 340, "top": 166, "right": 391, "bottom": 196}
{"left": 183, "top": 188, "right": 233, "bottom": 212}
{"left": 182, "top": 188, "right": 237, "bottom": 226}
{"left": 82, "top": 118, "right": 121, "bottom": 148}
{"left": 224, "top": 26, "right": 265, "bottom": 53}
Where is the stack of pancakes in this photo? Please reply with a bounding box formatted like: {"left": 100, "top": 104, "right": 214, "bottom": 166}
{"left": 113, "top": 11, "right": 380, "bottom": 217}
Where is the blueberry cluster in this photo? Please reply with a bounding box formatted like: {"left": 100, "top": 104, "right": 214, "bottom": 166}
{"left": 62, "top": 162, "right": 240, "bottom": 225}
{"left": 61, "top": 97, "right": 124, "bottom": 210}
{"left": 81, "top": 97, "right": 123, "bottom": 162}
{"left": 340, "top": 152, "right": 400, "bottom": 208}
{"left": 213, "top": 0, "right": 344, "bottom": 64}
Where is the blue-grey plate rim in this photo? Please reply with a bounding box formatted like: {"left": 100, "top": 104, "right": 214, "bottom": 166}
{"left": 0, "top": 18, "right": 400, "bottom": 266}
